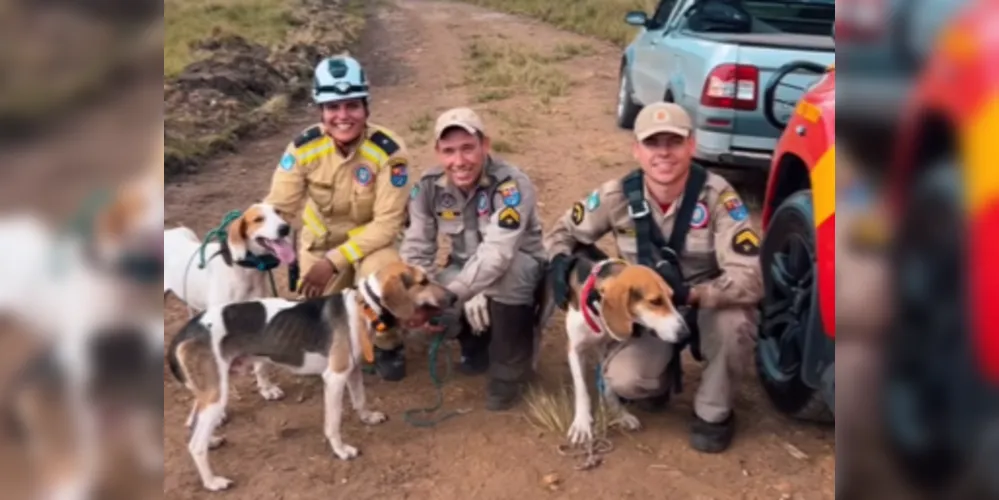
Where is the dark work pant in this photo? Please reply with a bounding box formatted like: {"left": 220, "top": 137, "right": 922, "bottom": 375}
{"left": 486, "top": 300, "right": 536, "bottom": 383}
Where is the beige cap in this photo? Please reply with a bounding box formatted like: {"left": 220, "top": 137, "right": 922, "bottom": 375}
{"left": 634, "top": 102, "right": 692, "bottom": 141}
{"left": 434, "top": 107, "right": 486, "bottom": 140}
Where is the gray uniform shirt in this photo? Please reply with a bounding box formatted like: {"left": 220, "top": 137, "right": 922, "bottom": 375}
{"left": 400, "top": 156, "right": 546, "bottom": 303}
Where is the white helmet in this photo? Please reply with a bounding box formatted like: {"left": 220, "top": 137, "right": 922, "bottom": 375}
{"left": 312, "top": 55, "right": 369, "bottom": 105}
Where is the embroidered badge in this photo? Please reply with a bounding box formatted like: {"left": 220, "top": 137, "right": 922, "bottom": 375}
{"left": 354, "top": 165, "right": 373, "bottom": 187}
{"left": 732, "top": 228, "right": 761, "bottom": 256}
{"left": 439, "top": 192, "right": 457, "bottom": 208}
{"left": 690, "top": 201, "right": 709, "bottom": 229}
{"left": 571, "top": 202, "right": 585, "bottom": 225}
{"left": 586, "top": 190, "right": 600, "bottom": 212}
{"left": 477, "top": 191, "right": 490, "bottom": 217}
{"left": 438, "top": 210, "right": 460, "bottom": 221}
{"left": 498, "top": 180, "right": 521, "bottom": 207}
{"left": 390, "top": 161, "right": 408, "bottom": 188}
{"left": 279, "top": 153, "right": 295, "bottom": 171}
{"left": 722, "top": 192, "right": 748, "bottom": 222}
{"left": 410, "top": 184, "right": 420, "bottom": 200}
{"left": 497, "top": 206, "right": 521, "bottom": 230}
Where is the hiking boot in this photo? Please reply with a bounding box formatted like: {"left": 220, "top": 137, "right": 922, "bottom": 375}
{"left": 633, "top": 391, "right": 671, "bottom": 413}
{"left": 690, "top": 411, "right": 735, "bottom": 454}
{"left": 485, "top": 379, "right": 522, "bottom": 411}
{"left": 373, "top": 345, "right": 406, "bottom": 382}
{"left": 457, "top": 327, "right": 490, "bottom": 376}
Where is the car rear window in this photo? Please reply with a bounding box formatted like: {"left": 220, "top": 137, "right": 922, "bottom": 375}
{"left": 743, "top": 0, "right": 835, "bottom": 36}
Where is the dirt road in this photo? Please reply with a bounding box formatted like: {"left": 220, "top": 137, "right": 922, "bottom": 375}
{"left": 163, "top": 1, "right": 834, "bottom": 498}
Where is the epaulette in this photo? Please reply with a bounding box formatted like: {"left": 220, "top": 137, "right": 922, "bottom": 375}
{"left": 369, "top": 130, "right": 400, "bottom": 156}
{"left": 293, "top": 126, "right": 323, "bottom": 148}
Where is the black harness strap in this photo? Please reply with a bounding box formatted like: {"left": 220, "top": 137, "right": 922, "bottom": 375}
{"left": 621, "top": 165, "right": 709, "bottom": 394}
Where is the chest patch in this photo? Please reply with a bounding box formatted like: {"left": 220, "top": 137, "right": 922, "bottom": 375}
{"left": 498, "top": 180, "right": 521, "bottom": 207}
{"left": 477, "top": 191, "right": 490, "bottom": 216}
{"left": 690, "top": 201, "right": 709, "bottom": 229}
{"left": 354, "top": 165, "right": 374, "bottom": 187}
{"left": 438, "top": 192, "right": 457, "bottom": 209}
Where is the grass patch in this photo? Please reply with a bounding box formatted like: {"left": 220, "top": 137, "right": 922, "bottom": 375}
{"left": 457, "top": 0, "right": 657, "bottom": 47}
{"left": 523, "top": 383, "right": 612, "bottom": 438}
{"left": 464, "top": 41, "right": 571, "bottom": 104}
{"left": 165, "top": 0, "right": 295, "bottom": 78}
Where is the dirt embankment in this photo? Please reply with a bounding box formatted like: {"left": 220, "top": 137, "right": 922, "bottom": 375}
{"left": 163, "top": 0, "right": 365, "bottom": 181}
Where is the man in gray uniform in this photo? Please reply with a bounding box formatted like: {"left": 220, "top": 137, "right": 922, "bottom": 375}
{"left": 400, "top": 107, "right": 548, "bottom": 410}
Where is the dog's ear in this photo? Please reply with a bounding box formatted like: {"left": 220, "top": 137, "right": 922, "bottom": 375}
{"left": 380, "top": 272, "right": 417, "bottom": 319}
{"left": 227, "top": 215, "right": 248, "bottom": 260}
{"left": 600, "top": 278, "right": 635, "bottom": 339}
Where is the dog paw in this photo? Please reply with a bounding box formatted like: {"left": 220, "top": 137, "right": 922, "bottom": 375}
{"left": 203, "top": 475, "right": 233, "bottom": 491}
{"left": 258, "top": 385, "right": 285, "bottom": 401}
{"left": 209, "top": 435, "right": 227, "bottom": 449}
{"left": 610, "top": 412, "right": 642, "bottom": 431}
{"left": 567, "top": 417, "right": 594, "bottom": 445}
{"left": 359, "top": 410, "right": 387, "bottom": 425}
{"left": 332, "top": 444, "right": 359, "bottom": 460}
{"left": 219, "top": 410, "right": 229, "bottom": 426}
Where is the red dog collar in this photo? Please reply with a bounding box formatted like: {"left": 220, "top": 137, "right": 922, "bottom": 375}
{"left": 579, "top": 259, "right": 628, "bottom": 335}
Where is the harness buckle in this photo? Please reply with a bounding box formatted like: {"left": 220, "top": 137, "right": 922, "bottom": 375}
{"left": 628, "top": 201, "right": 651, "bottom": 219}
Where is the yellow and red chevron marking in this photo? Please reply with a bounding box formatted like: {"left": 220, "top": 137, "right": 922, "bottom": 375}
{"left": 810, "top": 146, "right": 836, "bottom": 338}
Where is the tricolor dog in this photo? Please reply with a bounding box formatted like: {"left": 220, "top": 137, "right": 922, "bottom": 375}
{"left": 167, "top": 262, "right": 456, "bottom": 491}
{"left": 0, "top": 168, "right": 165, "bottom": 500}
{"left": 163, "top": 203, "right": 296, "bottom": 400}
{"left": 560, "top": 257, "right": 688, "bottom": 445}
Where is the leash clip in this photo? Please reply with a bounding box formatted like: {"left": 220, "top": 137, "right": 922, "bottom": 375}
{"left": 627, "top": 200, "right": 650, "bottom": 219}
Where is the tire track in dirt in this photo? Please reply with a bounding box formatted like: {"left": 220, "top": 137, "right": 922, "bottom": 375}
{"left": 163, "top": 1, "right": 833, "bottom": 498}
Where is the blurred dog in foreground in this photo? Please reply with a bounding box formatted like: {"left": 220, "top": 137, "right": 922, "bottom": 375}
{"left": 167, "top": 262, "right": 455, "bottom": 491}
{"left": 0, "top": 161, "right": 164, "bottom": 500}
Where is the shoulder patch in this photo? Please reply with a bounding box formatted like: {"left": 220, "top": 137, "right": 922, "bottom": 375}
{"left": 410, "top": 184, "right": 420, "bottom": 200}
{"left": 571, "top": 202, "right": 585, "bottom": 225}
{"left": 732, "top": 228, "right": 761, "bottom": 256}
{"left": 293, "top": 126, "right": 323, "bottom": 148}
{"left": 721, "top": 191, "right": 749, "bottom": 222}
{"left": 497, "top": 179, "right": 521, "bottom": 207}
{"left": 586, "top": 190, "right": 600, "bottom": 211}
{"left": 388, "top": 158, "right": 408, "bottom": 188}
{"left": 369, "top": 130, "right": 400, "bottom": 156}
{"left": 279, "top": 152, "right": 296, "bottom": 171}
{"left": 497, "top": 206, "right": 521, "bottom": 230}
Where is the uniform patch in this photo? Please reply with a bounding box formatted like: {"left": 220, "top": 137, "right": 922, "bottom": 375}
{"left": 390, "top": 161, "right": 408, "bottom": 188}
{"left": 497, "top": 180, "right": 521, "bottom": 207}
{"left": 439, "top": 192, "right": 457, "bottom": 208}
{"left": 722, "top": 192, "right": 749, "bottom": 222}
{"left": 279, "top": 153, "right": 296, "bottom": 171}
{"left": 410, "top": 184, "right": 420, "bottom": 200}
{"left": 477, "top": 191, "right": 490, "bottom": 217}
{"left": 497, "top": 207, "right": 521, "bottom": 230}
{"left": 690, "top": 201, "right": 709, "bottom": 229}
{"left": 438, "top": 210, "right": 460, "bottom": 221}
{"left": 586, "top": 190, "right": 600, "bottom": 212}
{"left": 732, "top": 228, "right": 761, "bottom": 256}
{"left": 571, "top": 202, "right": 585, "bottom": 225}
{"left": 354, "top": 165, "right": 374, "bottom": 186}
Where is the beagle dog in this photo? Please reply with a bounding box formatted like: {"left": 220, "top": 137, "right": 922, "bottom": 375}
{"left": 561, "top": 256, "right": 688, "bottom": 445}
{"left": 167, "top": 262, "right": 456, "bottom": 492}
{"left": 163, "top": 203, "right": 296, "bottom": 400}
{"left": 0, "top": 168, "right": 165, "bottom": 500}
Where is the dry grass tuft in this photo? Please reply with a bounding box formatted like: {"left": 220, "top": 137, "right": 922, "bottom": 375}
{"left": 457, "top": 0, "right": 657, "bottom": 47}
{"left": 464, "top": 41, "right": 571, "bottom": 104}
{"left": 522, "top": 382, "right": 612, "bottom": 438}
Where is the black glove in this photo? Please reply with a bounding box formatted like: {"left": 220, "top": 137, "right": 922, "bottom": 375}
{"left": 654, "top": 260, "right": 689, "bottom": 306}
{"left": 549, "top": 253, "right": 575, "bottom": 310}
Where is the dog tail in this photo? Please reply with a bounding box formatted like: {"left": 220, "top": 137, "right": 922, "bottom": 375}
{"left": 167, "top": 311, "right": 209, "bottom": 384}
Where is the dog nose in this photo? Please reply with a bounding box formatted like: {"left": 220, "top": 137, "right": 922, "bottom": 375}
{"left": 278, "top": 224, "right": 291, "bottom": 238}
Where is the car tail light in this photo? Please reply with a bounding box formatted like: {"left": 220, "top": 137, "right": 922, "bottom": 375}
{"left": 700, "top": 64, "right": 759, "bottom": 111}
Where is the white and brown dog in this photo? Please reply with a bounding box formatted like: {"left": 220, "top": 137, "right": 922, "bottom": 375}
{"left": 164, "top": 203, "right": 296, "bottom": 400}
{"left": 0, "top": 167, "right": 165, "bottom": 500}
{"left": 560, "top": 256, "right": 688, "bottom": 445}
{"left": 167, "top": 261, "right": 456, "bottom": 491}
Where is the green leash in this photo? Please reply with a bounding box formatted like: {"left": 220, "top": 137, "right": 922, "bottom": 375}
{"left": 402, "top": 334, "right": 470, "bottom": 427}
{"left": 194, "top": 210, "right": 278, "bottom": 297}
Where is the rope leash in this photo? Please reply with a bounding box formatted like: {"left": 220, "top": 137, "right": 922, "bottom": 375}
{"left": 402, "top": 334, "right": 471, "bottom": 427}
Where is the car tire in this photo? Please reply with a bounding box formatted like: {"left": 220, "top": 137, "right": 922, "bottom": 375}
{"left": 616, "top": 65, "right": 640, "bottom": 130}
{"left": 756, "top": 189, "right": 833, "bottom": 424}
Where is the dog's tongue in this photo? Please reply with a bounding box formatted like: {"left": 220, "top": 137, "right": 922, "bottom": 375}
{"left": 271, "top": 240, "right": 297, "bottom": 265}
